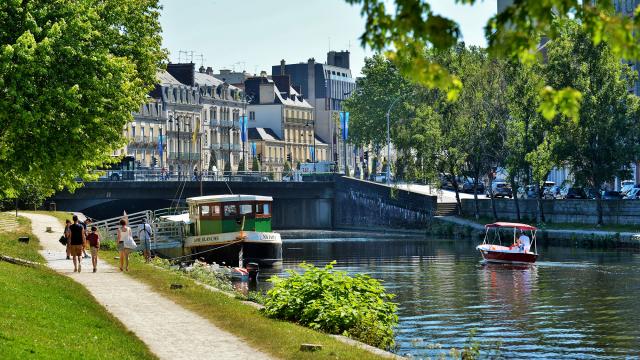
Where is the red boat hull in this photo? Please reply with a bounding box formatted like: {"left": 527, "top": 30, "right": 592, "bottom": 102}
{"left": 479, "top": 250, "right": 538, "bottom": 264}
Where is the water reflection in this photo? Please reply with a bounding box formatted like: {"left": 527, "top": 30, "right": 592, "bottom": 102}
{"left": 257, "top": 237, "right": 640, "bottom": 359}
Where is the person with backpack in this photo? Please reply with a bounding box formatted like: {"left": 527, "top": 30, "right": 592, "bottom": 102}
{"left": 138, "top": 218, "right": 152, "bottom": 263}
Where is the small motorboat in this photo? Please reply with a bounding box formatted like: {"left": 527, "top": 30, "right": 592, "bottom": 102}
{"left": 476, "top": 222, "right": 538, "bottom": 264}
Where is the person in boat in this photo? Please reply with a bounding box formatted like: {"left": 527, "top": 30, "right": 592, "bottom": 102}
{"left": 517, "top": 230, "right": 531, "bottom": 253}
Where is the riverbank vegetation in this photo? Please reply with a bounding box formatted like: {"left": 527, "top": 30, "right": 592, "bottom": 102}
{"left": 0, "top": 215, "right": 156, "bottom": 359}
{"left": 102, "top": 251, "right": 395, "bottom": 360}
{"left": 345, "top": 18, "right": 640, "bottom": 227}
{"left": 264, "top": 262, "right": 398, "bottom": 350}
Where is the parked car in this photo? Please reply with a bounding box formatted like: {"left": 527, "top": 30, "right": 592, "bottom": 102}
{"left": 486, "top": 181, "right": 512, "bottom": 198}
{"left": 561, "top": 187, "right": 588, "bottom": 199}
{"left": 460, "top": 178, "right": 485, "bottom": 194}
{"left": 621, "top": 184, "right": 634, "bottom": 195}
{"left": 517, "top": 184, "right": 537, "bottom": 199}
{"left": 374, "top": 173, "right": 394, "bottom": 183}
{"left": 625, "top": 188, "right": 640, "bottom": 199}
{"left": 543, "top": 185, "right": 562, "bottom": 199}
{"left": 601, "top": 190, "right": 623, "bottom": 200}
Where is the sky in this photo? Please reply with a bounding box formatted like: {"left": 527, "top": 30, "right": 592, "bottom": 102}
{"left": 159, "top": 0, "right": 497, "bottom": 77}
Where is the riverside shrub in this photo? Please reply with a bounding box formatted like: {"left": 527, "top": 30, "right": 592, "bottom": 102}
{"left": 263, "top": 261, "right": 398, "bottom": 349}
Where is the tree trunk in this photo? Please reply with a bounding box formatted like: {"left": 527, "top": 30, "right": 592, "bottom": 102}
{"left": 488, "top": 176, "right": 497, "bottom": 222}
{"left": 510, "top": 175, "right": 521, "bottom": 221}
{"left": 451, "top": 176, "right": 463, "bottom": 216}
{"left": 536, "top": 182, "right": 546, "bottom": 223}
{"left": 471, "top": 169, "right": 482, "bottom": 220}
{"left": 595, "top": 187, "right": 604, "bottom": 226}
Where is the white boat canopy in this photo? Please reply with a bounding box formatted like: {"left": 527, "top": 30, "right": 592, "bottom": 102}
{"left": 160, "top": 212, "right": 191, "bottom": 224}
{"left": 186, "top": 194, "right": 273, "bottom": 205}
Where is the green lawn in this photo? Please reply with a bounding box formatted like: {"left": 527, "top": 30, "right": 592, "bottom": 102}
{"left": 0, "top": 214, "right": 156, "bottom": 360}
{"left": 102, "top": 251, "right": 392, "bottom": 360}
{"left": 462, "top": 215, "right": 640, "bottom": 233}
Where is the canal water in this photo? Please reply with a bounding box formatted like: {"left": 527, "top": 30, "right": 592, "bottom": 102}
{"left": 258, "top": 235, "right": 640, "bottom": 359}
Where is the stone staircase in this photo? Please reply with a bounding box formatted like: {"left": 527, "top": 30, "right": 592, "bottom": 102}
{"left": 0, "top": 213, "right": 19, "bottom": 232}
{"left": 436, "top": 202, "right": 459, "bottom": 216}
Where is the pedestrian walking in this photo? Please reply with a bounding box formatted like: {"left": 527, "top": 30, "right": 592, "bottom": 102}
{"left": 86, "top": 226, "right": 100, "bottom": 272}
{"left": 81, "top": 218, "right": 92, "bottom": 259}
{"left": 68, "top": 215, "right": 86, "bottom": 272}
{"left": 116, "top": 218, "right": 134, "bottom": 271}
{"left": 138, "top": 218, "right": 152, "bottom": 263}
{"left": 64, "top": 219, "right": 72, "bottom": 260}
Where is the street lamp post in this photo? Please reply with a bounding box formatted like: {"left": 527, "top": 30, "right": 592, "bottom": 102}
{"left": 169, "top": 116, "right": 182, "bottom": 181}
{"left": 186, "top": 121, "right": 191, "bottom": 180}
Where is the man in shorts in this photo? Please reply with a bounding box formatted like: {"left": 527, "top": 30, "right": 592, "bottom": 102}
{"left": 86, "top": 226, "right": 100, "bottom": 273}
{"left": 68, "top": 215, "right": 86, "bottom": 272}
{"left": 138, "top": 218, "right": 152, "bottom": 263}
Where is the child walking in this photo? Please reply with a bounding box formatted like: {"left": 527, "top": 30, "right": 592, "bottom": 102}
{"left": 86, "top": 226, "right": 100, "bottom": 272}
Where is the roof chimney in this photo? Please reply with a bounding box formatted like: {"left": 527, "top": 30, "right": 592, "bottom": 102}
{"left": 199, "top": 65, "right": 205, "bottom": 73}
{"left": 205, "top": 66, "right": 213, "bottom": 75}
{"left": 260, "top": 70, "right": 267, "bottom": 77}
{"left": 280, "top": 59, "right": 286, "bottom": 75}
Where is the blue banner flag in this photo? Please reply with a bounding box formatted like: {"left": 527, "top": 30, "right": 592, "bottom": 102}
{"left": 240, "top": 116, "right": 248, "bottom": 143}
{"left": 158, "top": 135, "right": 164, "bottom": 156}
{"left": 340, "top": 111, "right": 349, "bottom": 140}
{"left": 310, "top": 146, "right": 315, "bottom": 162}
{"left": 251, "top": 142, "right": 257, "bottom": 156}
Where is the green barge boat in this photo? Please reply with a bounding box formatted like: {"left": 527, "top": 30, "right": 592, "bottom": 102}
{"left": 164, "top": 194, "right": 282, "bottom": 266}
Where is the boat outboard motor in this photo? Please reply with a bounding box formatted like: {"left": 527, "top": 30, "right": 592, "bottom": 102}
{"left": 246, "top": 262, "right": 259, "bottom": 282}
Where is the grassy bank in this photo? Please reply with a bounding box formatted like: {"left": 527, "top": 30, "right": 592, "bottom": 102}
{"left": 102, "top": 251, "right": 392, "bottom": 360}
{"left": 0, "top": 214, "right": 157, "bottom": 359}
{"left": 0, "top": 215, "right": 42, "bottom": 262}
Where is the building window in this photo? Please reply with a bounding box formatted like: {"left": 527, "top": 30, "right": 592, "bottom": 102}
{"left": 249, "top": 111, "right": 255, "bottom": 121}
{"left": 150, "top": 128, "right": 154, "bottom": 140}
{"left": 131, "top": 126, "right": 136, "bottom": 137}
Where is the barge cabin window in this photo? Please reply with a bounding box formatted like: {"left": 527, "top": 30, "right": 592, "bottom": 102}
{"left": 196, "top": 201, "right": 272, "bottom": 219}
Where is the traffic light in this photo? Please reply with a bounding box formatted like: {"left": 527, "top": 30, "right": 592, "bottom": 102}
{"left": 287, "top": 153, "right": 292, "bottom": 162}
{"left": 152, "top": 157, "right": 157, "bottom": 167}
{"left": 363, "top": 151, "right": 369, "bottom": 162}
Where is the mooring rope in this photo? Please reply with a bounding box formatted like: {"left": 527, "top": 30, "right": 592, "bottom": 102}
{"left": 162, "top": 238, "right": 246, "bottom": 263}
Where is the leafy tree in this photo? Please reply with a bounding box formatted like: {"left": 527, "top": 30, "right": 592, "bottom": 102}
{"left": 0, "top": 0, "right": 165, "bottom": 198}
{"left": 343, "top": 55, "right": 412, "bottom": 148}
{"left": 252, "top": 157, "right": 260, "bottom": 172}
{"left": 345, "top": 0, "right": 640, "bottom": 120}
{"left": 504, "top": 61, "right": 550, "bottom": 221}
{"left": 283, "top": 161, "right": 291, "bottom": 173}
{"left": 544, "top": 20, "right": 640, "bottom": 225}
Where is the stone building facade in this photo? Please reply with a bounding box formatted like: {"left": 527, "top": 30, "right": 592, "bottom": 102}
{"left": 244, "top": 75, "right": 328, "bottom": 167}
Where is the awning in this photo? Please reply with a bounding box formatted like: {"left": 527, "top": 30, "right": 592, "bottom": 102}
{"left": 485, "top": 222, "right": 537, "bottom": 231}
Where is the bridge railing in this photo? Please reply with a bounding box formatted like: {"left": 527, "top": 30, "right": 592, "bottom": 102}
{"left": 93, "top": 210, "right": 153, "bottom": 242}
{"left": 153, "top": 207, "right": 188, "bottom": 219}
{"left": 89, "top": 169, "right": 337, "bottom": 182}
{"left": 151, "top": 220, "right": 184, "bottom": 250}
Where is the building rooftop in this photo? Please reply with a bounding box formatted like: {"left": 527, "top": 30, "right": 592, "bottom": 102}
{"left": 156, "top": 70, "right": 183, "bottom": 86}
{"left": 248, "top": 127, "right": 282, "bottom": 141}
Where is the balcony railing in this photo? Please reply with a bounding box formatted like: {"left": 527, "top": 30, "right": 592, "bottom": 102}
{"left": 168, "top": 152, "right": 201, "bottom": 161}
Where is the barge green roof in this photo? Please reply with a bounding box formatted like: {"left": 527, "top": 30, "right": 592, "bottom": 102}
{"left": 186, "top": 194, "right": 273, "bottom": 204}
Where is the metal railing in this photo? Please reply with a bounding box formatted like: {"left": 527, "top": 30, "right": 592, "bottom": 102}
{"left": 92, "top": 207, "right": 187, "bottom": 250}
{"left": 92, "top": 169, "right": 336, "bottom": 182}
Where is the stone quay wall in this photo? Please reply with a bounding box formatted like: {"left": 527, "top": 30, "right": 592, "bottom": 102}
{"left": 461, "top": 198, "right": 640, "bottom": 225}
{"left": 334, "top": 177, "right": 437, "bottom": 230}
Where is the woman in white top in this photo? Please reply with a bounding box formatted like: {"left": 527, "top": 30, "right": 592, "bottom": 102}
{"left": 116, "top": 218, "right": 132, "bottom": 271}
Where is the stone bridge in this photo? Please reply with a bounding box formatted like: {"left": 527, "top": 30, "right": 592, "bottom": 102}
{"left": 50, "top": 177, "right": 436, "bottom": 230}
